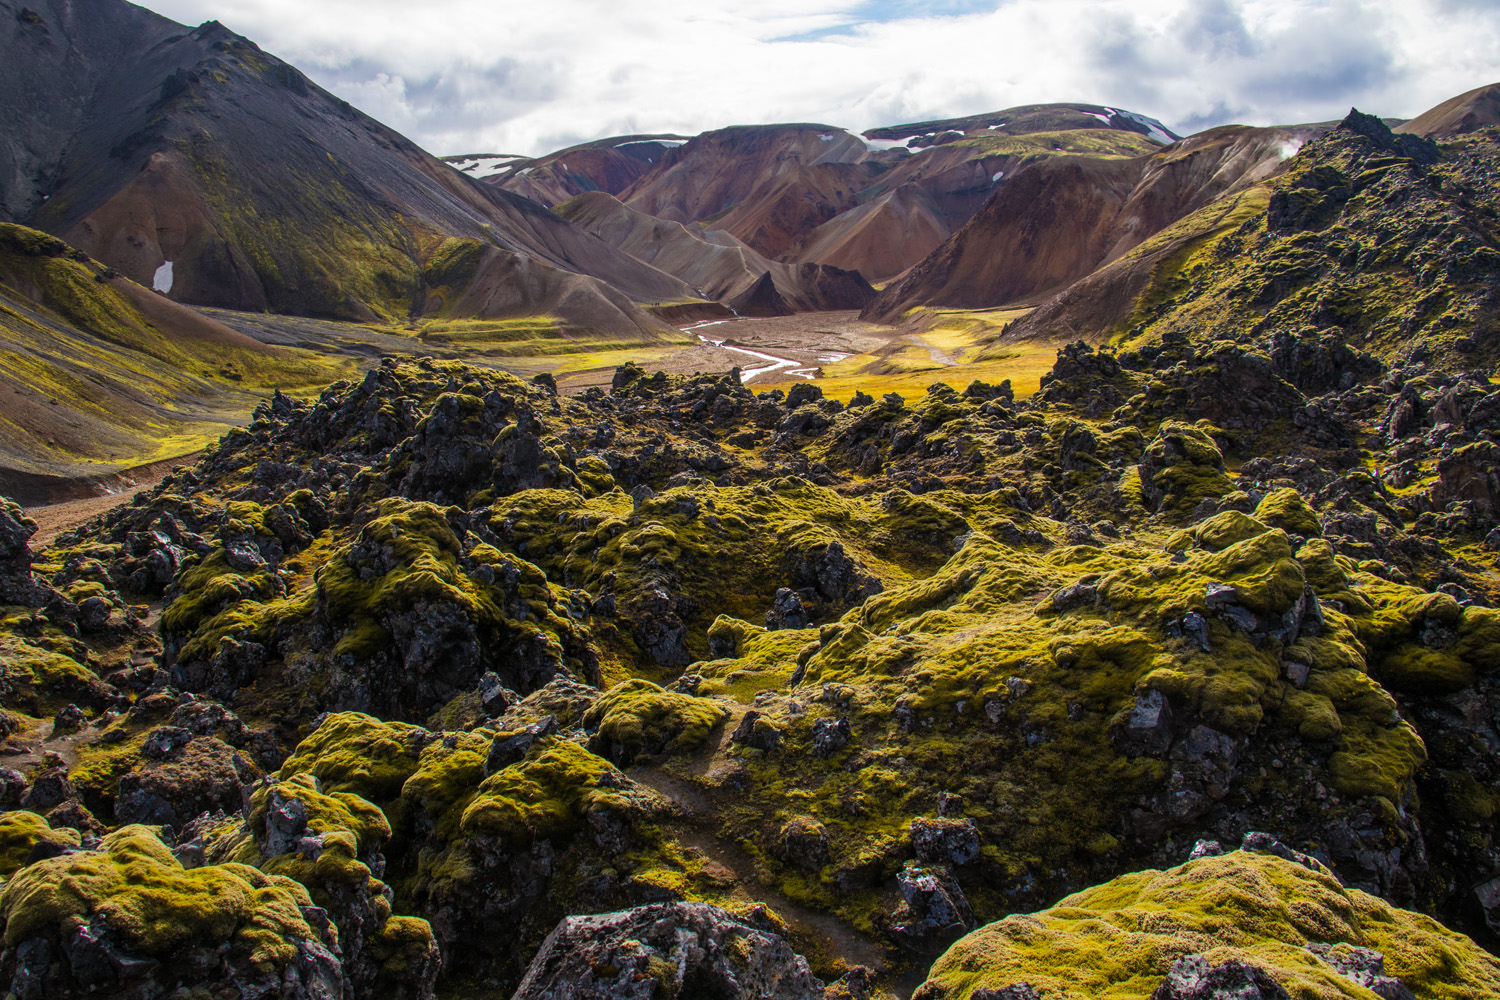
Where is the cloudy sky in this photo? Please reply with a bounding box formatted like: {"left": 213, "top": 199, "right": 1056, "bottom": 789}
{"left": 136, "top": 0, "right": 1500, "bottom": 157}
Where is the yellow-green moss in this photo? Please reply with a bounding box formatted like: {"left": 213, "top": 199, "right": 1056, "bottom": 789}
{"left": 459, "top": 738, "right": 658, "bottom": 847}
{"left": 582, "top": 679, "right": 728, "bottom": 762}
{"left": 917, "top": 851, "right": 1500, "bottom": 1000}
{"left": 0, "top": 825, "right": 323, "bottom": 970}
{"left": 1255, "top": 488, "right": 1322, "bottom": 537}
{"left": 0, "top": 812, "right": 80, "bottom": 878}
{"left": 277, "top": 712, "right": 429, "bottom": 803}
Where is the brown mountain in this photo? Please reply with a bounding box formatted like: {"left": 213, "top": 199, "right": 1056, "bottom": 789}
{"left": 495, "top": 109, "right": 1170, "bottom": 284}
{"left": 1397, "top": 82, "right": 1500, "bottom": 140}
{"left": 863, "top": 124, "right": 1323, "bottom": 321}
{"left": 457, "top": 136, "right": 691, "bottom": 209}
{"left": 554, "top": 191, "right": 874, "bottom": 314}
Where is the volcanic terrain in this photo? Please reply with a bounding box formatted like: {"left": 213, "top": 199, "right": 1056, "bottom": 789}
{"left": 1, "top": 2, "right": 1500, "bottom": 1000}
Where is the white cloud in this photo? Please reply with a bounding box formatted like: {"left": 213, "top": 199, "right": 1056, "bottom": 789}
{"left": 136, "top": 0, "right": 1500, "bottom": 156}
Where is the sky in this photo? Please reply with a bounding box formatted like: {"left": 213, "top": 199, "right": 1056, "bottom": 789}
{"left": 135, "top": 0, "right": 1500, "bottom": 158}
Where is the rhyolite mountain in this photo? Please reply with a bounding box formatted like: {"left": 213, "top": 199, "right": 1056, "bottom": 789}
{"left": 491, "top": 110, "right": 1175, "bottom": 283}
{"left": 0, "top": 0, "right": 700, "bottom": 332}
{"left": 863, "top": 121, "right": 1326, "bottom": 321}
{"left": 867, "top": 93, "right": 1500, "bottom": 372}
{"left": 553, "top": 191, "right": 876, "bottom": 315}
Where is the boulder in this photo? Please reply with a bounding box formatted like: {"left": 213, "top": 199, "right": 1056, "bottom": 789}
{"left": 511, "top": 902, "right": 823, "bottom": 1000}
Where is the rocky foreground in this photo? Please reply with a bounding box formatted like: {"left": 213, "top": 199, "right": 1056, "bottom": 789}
{"left": 2, "top": 330, "right": 1500, "bottom": 998}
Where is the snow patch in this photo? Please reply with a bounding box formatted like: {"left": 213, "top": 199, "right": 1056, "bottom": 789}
{"left": 1278, "top": 139, "right": 1305, "bottom": 160}
{"left": 986, "top": 122, "right": 1007, "bottom": 130}
{"left": 819, "top": 134, "right": 834, "bottom": 141}
{"left": 1084, "top": 111, "right": 1112, "bottom": 125}
{"left": 851, "top": 130, "right": 911, "bottom": 152}
{"left": 991, "top": 170, "right": 1005, "bottom": 182}
{"left": 615, "top": 139, "right": 685, "bottom": 149}
{"left": 1113, "top": 109, "right": 1176, "bottom": 145}
{"left": 152, "top": 260, "right": 174, "bottom": 294}
{"left": 561, "top": 163, "right": 569, "bottom": 171}
{"left": 449, "top": 156, "right": 522, "bottom": 179}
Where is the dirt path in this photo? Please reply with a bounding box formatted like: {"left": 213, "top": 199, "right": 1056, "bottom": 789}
{"left": 629, "top": 766, "right": 890, "bottom": 974}
{"left": 23, "top": 454, "right": 193, "bottom": 548}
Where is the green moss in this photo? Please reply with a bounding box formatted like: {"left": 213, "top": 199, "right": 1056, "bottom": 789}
{"left": 574, "top": 455, "right": 618, "bottom": 497}
{"left": 1255, "top": 488, "right": 1322, "bottom": 537}
{"left": 459, "top": 738, "right": 658, "bottom": 847}
{"left": 1297, "top": 538, "right": 1351, "bottom": 595}
{"left": 0, "top": 634, "right": 108, "bottom": 716}
{"left": 362, "top": 914, "right": 440, "bottom": 981}
{"left": 1192, "top": 511, "right": 1271, "bottom": 551}
{"left": 917, "top": 851, "right": 1500, "bottom": 1000}
{"left": 582, "top": 679, "right": 728, "bottom": 764}
{"left": 398, "top": 729, "right": 494, "bottom": 842}
{"left": 277, "top": 712, "right": 429, "bottom": 803}
{"left": 0, "top": 825, "right": 323, "bottom": 970}
{"left": 1198, "top": 530, "right": 1306, "bottom": 616}
{"left": 0, "top": 812, "right": 80, "bottom": 878}
{"left": 162, "top": 549, "right": 280, "bottom": 637}
{"left": 1142, "top": 422, "right": 1235, "bottom": 517}
{"left": 247, "top": 773, "right": 392, "bottom": 856}
{"left": 312, "top": 499, "right": 585, "bottom": 680}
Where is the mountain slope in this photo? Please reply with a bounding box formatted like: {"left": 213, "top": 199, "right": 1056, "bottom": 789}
{"left": 865, "top": 124, "right": 1321, "bottom": 321}
{"left": 0, "top": 0, "right": 696, "bottom": 331}
{"left": 1081, "top": 111, "right": 1500, "bottom": 366}
{"left": 1397, "top": 81, "right": 1500, "bottom": 140}
{"left": 553, "top": 191, "right": 874, "bottom": 313}
{"left": 0, "top": 222, "right": 347, "bottom": 491}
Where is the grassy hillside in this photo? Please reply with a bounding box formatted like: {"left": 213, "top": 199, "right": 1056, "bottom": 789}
{"left": 0, "top": 223, "right": 350, "bottom": 482}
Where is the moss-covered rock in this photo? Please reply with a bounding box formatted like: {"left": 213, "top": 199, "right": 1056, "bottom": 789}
{"left": 0, "top": 811, "right": 80, "bottom": 877}
{"left": 582, "top": 679, "right": 728, "bottom": 764}
{"left": 216, "top": 774, "right": 441, "bottom": 1000}
{"left": 0, "top": 825, "right": 346, "bottom": 998}
{"left": 1255, "top": 487, "right": 1323, "bottom": 537}
{"left": 277, "top": 712, "right": 431, "bottom": 803}
{"left": 1137, "top": 422, "right": 1236, "bottom": 518}
{"left": 914, "top": 849, "right": 1500, "bottom": 1000}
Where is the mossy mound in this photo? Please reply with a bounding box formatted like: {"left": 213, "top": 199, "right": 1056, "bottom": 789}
{"left": 459, "top": 737, "right": 663, "bottom": 846}
{"left": 277, "top": 712, "right": 431, "bottom": 803}
{"left": 0, "top": 633, "right": 111, "bottom": 716}
{"left": 0, "top": 812, "right": 80, "bottom": 877}
{"left": 0, "top": 825, "right": 344, "bottom": 996}
{"left": 914, "top": 849, "right": 1500, "bottom": 999}
{"left": 583, "top": 679, "right": 728, "bottom": 764}
{"left": 1255, "top": 487, "right": 1323, "bottom": 537}
{"left": 1135, "top": 422, "right": 1236, "bottom": 518}
{"left": 214, "top": 773, "right": 441, "bottom": 1000}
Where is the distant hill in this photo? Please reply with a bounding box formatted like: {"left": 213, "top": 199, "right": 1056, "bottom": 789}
{"left": 864, "top": 123, "right": 1323, "bottom": 322}
{"left": 486, "top": 107, "right": 1172, "bottom": 283}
